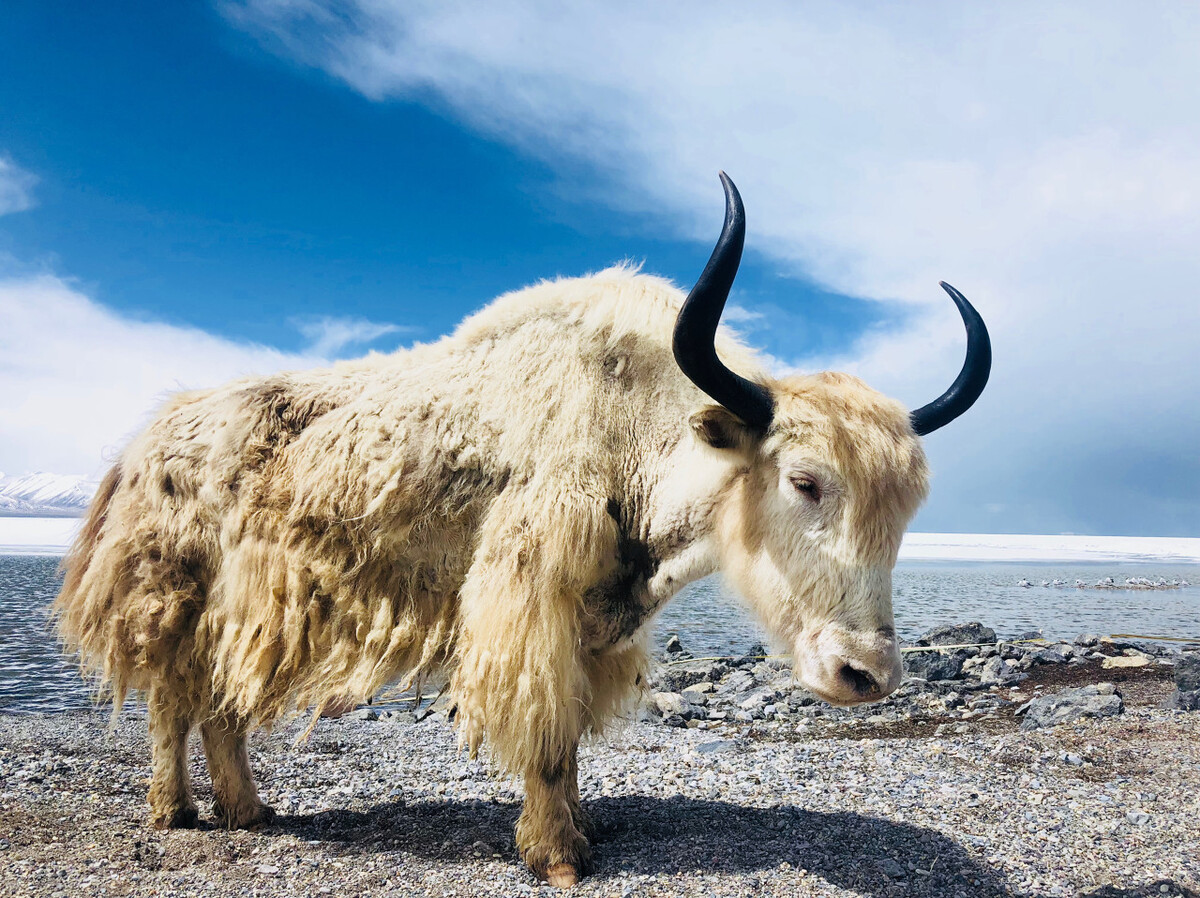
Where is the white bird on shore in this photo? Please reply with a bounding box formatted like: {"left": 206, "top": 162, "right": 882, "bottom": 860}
{"left": 1075, "top": 579, "right": 1086, "bottom": 588}
{"left": 1017, "top": 578, "right": 1032, "bottom": 588}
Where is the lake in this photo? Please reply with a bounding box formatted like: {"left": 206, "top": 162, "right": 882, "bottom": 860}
{"left": 2, "top": 554, "right": 1197, "bottom": 714}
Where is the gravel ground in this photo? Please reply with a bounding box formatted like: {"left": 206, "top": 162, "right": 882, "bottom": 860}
{"left": 2, "top": 688, "right": 1198, "bottom": 898}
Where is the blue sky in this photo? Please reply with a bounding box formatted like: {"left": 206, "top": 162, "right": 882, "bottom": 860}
{"left": 0, "top": 1, "right": 885, "bottom": 355}
{"left": 2, "top": 2, "right": 1199, "bottom": 537}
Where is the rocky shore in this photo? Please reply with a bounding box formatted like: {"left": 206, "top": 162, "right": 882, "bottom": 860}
{"left": 1, "top": 625, "right": 1198, "bottom": 898}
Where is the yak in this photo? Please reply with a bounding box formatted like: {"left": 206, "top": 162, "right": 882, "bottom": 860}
{"left": 54, "top": 174, "right": 990, "bottom": 886}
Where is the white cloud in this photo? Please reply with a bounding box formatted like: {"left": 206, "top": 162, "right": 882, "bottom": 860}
{"left": 721, "top": 303, "right": 764, "bottom": 326}
{"left": 226, "top": 0, "right": 1200, "bottom": 535}
{"left": 0, "top": 275, "right": 325, "bottom": 477}
{"left": 292, "top": 314, "right": 412, "bottom": 358}
{"left": 0, "top": 156, "right": 37, "bottom": 216}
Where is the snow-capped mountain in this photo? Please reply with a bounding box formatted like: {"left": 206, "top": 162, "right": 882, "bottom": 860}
{"left": 0, "top": 472, "right": 98, "bottom": 517}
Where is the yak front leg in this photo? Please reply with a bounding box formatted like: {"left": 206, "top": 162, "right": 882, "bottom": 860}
{"left": 146, "top": 690, "right": 198, "bottom": 829}
{"left": 517, "top": 743, "right": 593, "bottom": 887}
{"left": 200, "top": 715, "right": 275, "bottom": 828}
{"left": 453, "top": 484, "right": 620, "bottom": 886}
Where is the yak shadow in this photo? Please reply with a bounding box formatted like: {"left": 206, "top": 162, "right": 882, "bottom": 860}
{"left": 268, "top": 795, "right": 1019, "bottom": 896}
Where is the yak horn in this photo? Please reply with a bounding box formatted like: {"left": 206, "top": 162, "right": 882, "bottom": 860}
{"left": 673, "top": 172, "right": 774, "bottom": 430}
{"left": 909, "top": 282, "right": 992, "bottom": 436}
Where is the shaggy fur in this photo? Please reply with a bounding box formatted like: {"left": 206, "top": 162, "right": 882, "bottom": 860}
{"left": 54, "top": 265, "right": 929, "bottom": 882}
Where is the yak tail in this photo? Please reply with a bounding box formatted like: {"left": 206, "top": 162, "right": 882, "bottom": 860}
{"left": 53, "top": 462, "right": 129, "bottom": 714}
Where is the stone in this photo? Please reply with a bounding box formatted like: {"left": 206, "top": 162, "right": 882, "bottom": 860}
{"left": 904, "top": 651, "right": 963, "bottom": 681}
{"left": 652, "top": 692, "right": 693, "bottom": 718}
{"left": 1074, "top": 634, "right": 1101, "bottom": 648}
{"left": 787, "top": 689, "right": 818, "bottom": 707}
{"left": 735, "top": 643, "right": 769, "bottom": 667}
{"left": 916, "top": 622, "right": 997, "bottom": 647}
{"left": 1164, "top": 690, "right": 1200, "bottom": 711}
{"left": 348, "top": 708, "right": 379, "bottom": 721}
{"left": 877, "top": 858, "right": 906, "bottom": 878}
{"left": 1174, "top": 655, "right": 1200, "bottom": 692}
{"left": 750, "top": 661, "right": 779, "bottom": 682}
{"left": 1020, "top": 683, "right": 1124, "bottom": 730}
{"left": 1102, "top": 654, "right": 1150, "bottom": 669}
{"left": 681, "top": 682, "right": 715, "bottom": 697}
{"left": 1029, "top": 645, "right": 1072, "bottom": 665}
{"left": 695, "top": 739, "right": 739, "bottom": 755}
{"left": 719, "top": 670, "right": 755, "bottom": 694}
{"left": 978, "top": 656, "right": 1025, "bottom": 686}
{"left": 664, "top": 634, "right": 684, "bottom": 655}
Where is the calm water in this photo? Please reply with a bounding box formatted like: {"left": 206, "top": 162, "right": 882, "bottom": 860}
{"left": 2, "top": 554, "right": 1197, "bottom": 714}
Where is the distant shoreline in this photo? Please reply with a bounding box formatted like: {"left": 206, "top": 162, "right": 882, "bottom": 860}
{"left": 2, "top": 516, "right": 1199, "bottom": 563}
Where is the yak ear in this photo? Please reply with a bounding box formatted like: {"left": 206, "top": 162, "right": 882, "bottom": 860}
{"left": 689, "top": 406, "right": 759, "bottom": 453}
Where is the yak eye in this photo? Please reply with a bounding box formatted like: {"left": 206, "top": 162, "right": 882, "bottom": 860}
{"left": 790, "top": 474, "right": 821, "bottom": 501}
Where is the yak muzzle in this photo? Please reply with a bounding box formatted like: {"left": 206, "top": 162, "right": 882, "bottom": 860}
{"left": 795, "top": 627, "right": 904, "bottom": 707}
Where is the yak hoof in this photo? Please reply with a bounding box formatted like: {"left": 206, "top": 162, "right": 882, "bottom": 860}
{"left": 213, "top": 800, "right": 276, "bottom": 830}
{"left": 152, "top": 805, "right": 199, "bottom": 830}
{"left": 544, "top": 863, "right": 579, "bottom": 888}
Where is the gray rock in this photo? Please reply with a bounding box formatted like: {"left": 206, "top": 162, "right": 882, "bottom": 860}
{"left": 1020, "top": 683, "right": 1124, "bottom": 730}
{"left": 719, "top": 670, "right": 755, "bottom": 694}
{"left": 1164, "top": 690, "right": 1200, "bottom": 711}
{"left": 695, "top": 739, "right": 739, "bottom": 755}
{"left": 1074, "top": 633, "right": 1101, "bottom": 647}
{"left": 978, "top": 655, "right": 1025, "bottom": 686}
{"left": 652, "top": 692, "right": 694, "bottom": 718}
{"left": 787, "top": 689, "right": 818, "bottom": 708}
{"left": 916, "top": 622, "right": 997, "bottom": 647}
{"left": 877, "top": 857, "right": 907, "bottom": 878}
{"left": 904, "top": 651, "right": 964, "bottom": 681}
{"left": 348, "top": 708, "right": 379, "bottom": 721}
{"left": 1029, "top": 644, "right": 1073, "bottom": 665}
{"left": 664, "top": 634, "right": 684, "bottom": 655}
{"left": 735, "top": 643, "right": 769, "bottom": 667}
{"left": 1174, "top": 654, "right": 1200, "bottom": 692}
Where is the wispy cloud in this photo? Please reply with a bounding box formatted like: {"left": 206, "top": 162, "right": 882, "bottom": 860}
{"left": 292, "top": 314, "right": 413, "bottom": 358}
{"left": 225, "top": 1, "right": 1200, "bottom": 534}
{"left": 0, "top": 156, "right": 37, "bottom": 216}
{"left": 721, "top": 304, "right": 764, "bottom": 326}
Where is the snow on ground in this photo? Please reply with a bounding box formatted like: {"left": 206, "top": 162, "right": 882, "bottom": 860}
{"left": 899, "top": 532, "right": 1200, "bottom": 564}
{"left": 0, "top": 517, "right": 81, "bottom": 555}
{"left": 2, "top": 516, "right": 1198, "bottom": 563}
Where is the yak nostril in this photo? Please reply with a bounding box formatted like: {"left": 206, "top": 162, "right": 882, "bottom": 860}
{"left": 837, "top": 662, "right": 879, "bottom": 697}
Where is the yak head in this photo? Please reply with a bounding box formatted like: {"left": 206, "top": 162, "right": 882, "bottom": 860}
{"left": 674, "top": 174, "right": 990, "bottom": 706}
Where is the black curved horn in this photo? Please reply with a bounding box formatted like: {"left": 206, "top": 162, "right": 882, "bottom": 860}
{"left": 910, "top": 282, "right": 992, "bottom": 436}
{"left": 673, "top": 173, "right": 774, "bottom": 430}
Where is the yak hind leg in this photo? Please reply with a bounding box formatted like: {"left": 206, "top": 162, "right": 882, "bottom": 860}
{"left": 200, "top": 715, "right": 275, "bottom": 829}
{"left": 147, "top": 691, "right": 198, "bottom": 829}
{"left": 517, "top": 743, "right": 593, "bottom": 888}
